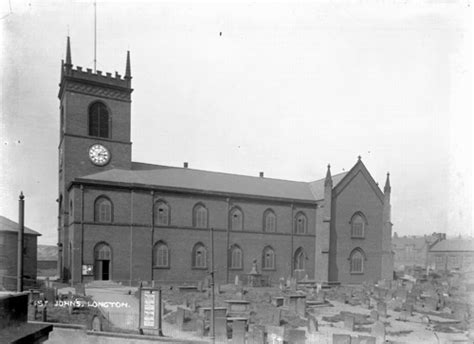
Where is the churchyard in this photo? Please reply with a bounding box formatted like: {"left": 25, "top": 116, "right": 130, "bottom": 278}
{"left": 24, "top": 270, "right": 474, "bottom": 343}
{"left": 159, "top": 271, "right": 473, "bottom": 343}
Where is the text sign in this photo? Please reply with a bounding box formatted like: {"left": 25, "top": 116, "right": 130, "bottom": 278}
{"left": 140, "top": 288, "right": 159, "bottom": 329}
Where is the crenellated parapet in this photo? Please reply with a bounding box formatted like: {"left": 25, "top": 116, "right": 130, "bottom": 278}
{"left": 58, "top": 37, "right": 133, "bottom": 102}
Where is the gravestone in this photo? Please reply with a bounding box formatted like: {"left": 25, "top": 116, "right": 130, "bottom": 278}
{"left": 235, "top": 275, "right": 240, "bottom": 286}
{"left": 376, "top": 302, "right": 387, "bottom": 318}
{"left": 402, "top": 302, "right": 413, "bottom": 315}
{"left": 41, "top": 306, "right": 47, "bottom": 322}
{"left": 196, "top": 318, "right": 205, "bottom": 337}
{"left": 307, "top": 314, "right": 318, "bottom": 333}
{"left": 248, "top": 325, "right": 266, "bottom": 344}
{"left": 286, "top": 329, "right": 306, "bottom": 344}
{"left": 370, "top": 310, "right": 379, "bottom": 321}
{"left": 296, "top": 297, "right": 306, "bottom": 317}
{"left": 398, "top": 310, "right": 409, "bottom": 321}
{"left": 358, "top": 335, "right": 376, "bottom": 344}
{"left": 232, "top": 320, "right": 246, "bottom": 344}
{"left": 91, "top": 315, "right": 102, "bottom": 331}
{"left": 266, "top": 326, "right": 285, "bottom": 343}
{"left": 197, "top": 281, "right": 203, "bottom": 292}
{"left": 344, "top": 315, "right": 355, "bottom": 331}
{"left": 272, "top": 308, "right": 281, "bottom": 326}
{"left": 215, "top": 317, "right": 228, "bottom": 343}
{"left": 176, "top": 307, "right": 185, "bottom": 330}
{"left": 333, "top": 334, "right": 351, "bottom": 344}
{"left": 421, "top": 315, "right": 430, "bottom": 324}
{"left": 371, "top": 321, "right": 385, "bottom": 344}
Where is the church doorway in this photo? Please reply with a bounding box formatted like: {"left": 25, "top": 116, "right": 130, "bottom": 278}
{"left": 94, "top": 243, "right": 112, "bottom": 281}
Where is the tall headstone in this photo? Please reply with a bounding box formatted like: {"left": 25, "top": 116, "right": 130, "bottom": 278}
{"left": 343, "top": 314, "right": 355, "bottom": 331}
{"left": 232, "top": 320, "right": 246, "bottom": 344}
{"left": 371, "top": 321, "right": 385, "bottom": 344}
{"left": 196, "top": 318, "right": 205, "bottom": 337}
{"left": 176, "top": 307, "right": 185, "bottom": 330}
{"left": 215, "top": 317, "right": 228, "bottom": 343}
{"left": 272, "top": 308, "right": 281, "bottom": 326}
{"left": 307, "top": 314, "right": 318, "bottom": 333}
{"left": 296, "top": 297, "right": 306, "bottom": 317}
{"left": 376, "top": 302, "right": 387, "bottom": 318}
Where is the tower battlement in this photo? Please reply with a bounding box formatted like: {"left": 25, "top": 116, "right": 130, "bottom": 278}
{"left": 58, "top": 37, "right": 132, "bottom": 101}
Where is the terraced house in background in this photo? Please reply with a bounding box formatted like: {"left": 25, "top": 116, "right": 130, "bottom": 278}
{"left": 57, "top": 38, "right": 394, "bottom": 286}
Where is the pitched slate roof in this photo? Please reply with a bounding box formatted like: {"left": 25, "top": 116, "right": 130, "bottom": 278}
{"left": 392, "top": 236, "right": 430, "bottom": 250}
{"left": 430, "top": 239, "right": 474, "bottom": 252}
{"left": 0, "top": 216, "right": 41, "bottom": 236}
{"left": 76, "top": 162, "right": 349, "bottom": 202}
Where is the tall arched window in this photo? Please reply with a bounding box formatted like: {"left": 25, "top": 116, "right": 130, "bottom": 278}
{"left": 263, "top": 209, "right": 276, "bottom": 232}
{"left": 349, "top": 248, "right": 365, "bottom": 274}
{"left": 230, "top": 207, "right": 243, "bottom": 231}
{"left": 89, "top": 102, "right": 110, "bottom": 138}
{"left": 229, "top": 244, "right": 243, "bottom": 269}
{"left": 193, "top": 203, "right": 208, "bottom": 228}
{"left": 294, "top": 247, "right": 306, "bottom": 270}
{"left": 192, "top": 243, "right": 207, "bottom": 269}
{"left": 94, "top": 196, "right": 113, "bottom": 223}
{"left": 262, "top": 246, "right": 275, "bottom": 270}
{"left": 295, "top": 212, "right": 307, "bottom": 234}
{"left": 350, "top": 212, "right": 367, "bottom": 238}
{"left": 154, "top": 200, "right": 170, "bottom": 226}
{"left": 153, "top": 241, "right": 169, "bottom": 268}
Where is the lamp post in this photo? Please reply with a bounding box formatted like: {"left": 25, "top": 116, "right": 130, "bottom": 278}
{"left": 209, "top": 227, "right": 215, "bottom": 343}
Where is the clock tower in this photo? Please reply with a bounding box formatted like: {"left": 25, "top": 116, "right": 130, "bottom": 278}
{"left": 57, "top": 37, "right": 133, "bottom": 280}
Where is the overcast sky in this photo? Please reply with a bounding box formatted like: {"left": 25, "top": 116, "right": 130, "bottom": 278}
{"left": 0, "top": 0, "right": 472, "bottom": 245}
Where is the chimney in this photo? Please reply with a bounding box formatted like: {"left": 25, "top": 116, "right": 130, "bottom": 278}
{"left": 259, "top": 172, "right": 264, "bottom": 178}
{"left": 183, "top": 162, "right": 188, "bottom": 168}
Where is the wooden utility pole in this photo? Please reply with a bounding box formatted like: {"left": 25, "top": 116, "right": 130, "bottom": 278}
{"left": 17, "top": 192, "right": 25, "bottom": 292}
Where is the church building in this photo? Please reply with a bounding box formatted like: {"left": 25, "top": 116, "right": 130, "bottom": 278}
{"left": 58, "top": 38, "right": 393, "bottom": 285}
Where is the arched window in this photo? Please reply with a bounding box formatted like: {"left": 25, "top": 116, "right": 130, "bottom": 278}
{"left": 295, "top": 212, "right": 307, "bottom": 234}
{"left": 349, "top": 248, "right": 365, "bottom": 274}
{"left": 294, "top": 247, "right": 306, "bottom": 270}
{"left": 350, "top": 212, "right": 366, "bottom": 238}
{"left": 229, "top": 244, "right": 243, "bottom": 269}
{"left": 263, "top": 209, "right": 276, "bottom": 232}
{"left": 192, "top": 243, "right": 207, "bottom": 269}
{"left": 193, "top": 203, "right": 208, "bottom": 228}
{"left": 154, "top": 200, "right": 170, "bottom": 226}
{"left": 89, "top": 102, "right": 110, "bottom": 138}
{"left": 262, "top": 246, "right": 275, "bottom": 270}
{"left": 153, "top": 241, "right": 169, "bottom": 268}
{"left": 94, "top": 196, "right": 113, "bottom": 223}
{"left": 95, "top": 242, "right": 112, "bottom": 260}
{"left": 230, "top": 207, "right": 243, "bottom": 231}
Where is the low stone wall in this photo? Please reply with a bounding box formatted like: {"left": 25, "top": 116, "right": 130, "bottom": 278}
{"left": 39, "top": 323, "right": 208, "bottom": 344}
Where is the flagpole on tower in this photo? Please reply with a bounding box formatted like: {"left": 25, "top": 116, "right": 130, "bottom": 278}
{"left": 94, "top": 0, "right": 97, "bottom": 72}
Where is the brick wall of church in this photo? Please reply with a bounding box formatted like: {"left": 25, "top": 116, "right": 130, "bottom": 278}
{"left": 68, "top": 185, "right": 319, "bottom": 284}
{"left": 329, "top": 171, "right": 384, "bottom": 284}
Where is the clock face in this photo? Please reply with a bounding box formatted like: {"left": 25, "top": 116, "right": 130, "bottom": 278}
{"left": 89, "top": 144, "right": 110, "bottom": 166}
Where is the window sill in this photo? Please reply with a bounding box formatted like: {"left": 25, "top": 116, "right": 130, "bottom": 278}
{"left": 192, "top": 267, "right": 208, "bottom": 270}
{"left": 262, "top": 268, "right": 276, "bottom": 271}
{"left": 229, "top": 267, "right": 243, "bottom": 271}
{"left": 153, "top": 266, "right": 170, "bottom": 269}
{"left": 350, "top": 271, "right": 364, "bottom": 275}
{"left": 351, "top": 236, "right": 365, "bottom": 239}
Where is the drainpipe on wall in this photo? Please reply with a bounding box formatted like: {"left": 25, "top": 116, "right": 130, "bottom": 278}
{"left": 226, "top": 198, "right": 231, "bottom": 284}
{"left": 151, "top": 190, "right": 155, "bottom": 283}
{"left": 290, "top": 203, "right": 295, "bottom": 278}
{"left": 80, "top": 185, "right": 84, "bottom": 283}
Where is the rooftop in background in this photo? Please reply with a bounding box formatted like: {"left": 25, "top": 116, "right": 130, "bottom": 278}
{"left": 37, "top": 245, "right": 58, "bottom": 261}
{"left": 0, "top": 216, "right": 41, "bottom": 236}
{"left": 430, "top": 239, "right": 474, "bottom": 252}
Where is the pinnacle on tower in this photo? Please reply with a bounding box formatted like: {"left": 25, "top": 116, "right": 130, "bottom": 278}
{"left": 324, "top": 164, "right": 333, "bottom": 187}
{"left": 125, "top": 50, "right": 131, "bottom": 79}
{"left": 65, "top": 36, "right": 72, "bottom": 68}
{"left": 384, "top": 172, "right": 391, "bottom": 193}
